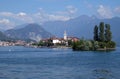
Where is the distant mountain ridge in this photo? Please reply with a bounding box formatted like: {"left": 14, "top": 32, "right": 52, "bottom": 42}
{"left": 5, "top": 23, "right": 53, "bottom": 41}
{"left": 2, "top": 15, "right": 120, "bottom": 45}
{"left": 42, "top": 15, "right": 120, "bottom": 45}
{"left": 14, "top": 24, "right": 28, "bottom": 30}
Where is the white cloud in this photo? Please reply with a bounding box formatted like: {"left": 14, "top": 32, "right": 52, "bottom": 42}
{"left": 33, "top": 12, "right": 70, "bottom": 23}
{"left": 48, "top": 14, "right": 70, "bottom": 21}
{"left": 97, "top": 5, "right": 113, "bottom": 19}
{"left": 66, "top": 5, "right": 78, "bottom": 14}
{"left": 33, "top": 7, "right": 74, "bottom": 23}
{"left": 0, "top": 12, "right": 34, "bottom": 23}
{"left": 55, "top": 5, "right": 77, "bottom": 19}
{"left": 0, "top": 12, "right": 13, "bottom": 17}
{"left": 114, "top": 6, "right": 120, "bottom": 13}
{"left": 17, "top": 12, "right": 27, "bottom": 16}
{"left": 0, "top": 18, "right": 15, "bottom": 30}
{"left": 0, "top": 6, "right": 78, "bottom": 30}
{"left": 0, "top": 19, "right": 10, "bottom": 24}
{"left": 16, "top": 13, "right": 34, "bottom": 23}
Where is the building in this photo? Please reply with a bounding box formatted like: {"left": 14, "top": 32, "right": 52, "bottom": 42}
{"left": 39, "top": 30, "right": 80, "bottom": 47}
{"left": 67, "top": 37, "right": 79, "bottom": 42}
{"left": 64, "top": 30, "right": 67, "bottom": 40}
{"left": 52, "top": 38, "right": 61, "bottom": 44}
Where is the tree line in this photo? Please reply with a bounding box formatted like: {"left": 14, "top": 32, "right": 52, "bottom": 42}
{"left": 72, "top": 22, "right": 116, "bottom": 51}
{"left": 94, "top": 22, "right": 112, "bottom": 42}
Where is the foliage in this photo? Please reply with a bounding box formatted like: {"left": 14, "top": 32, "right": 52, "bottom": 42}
{"left": 72, "top": 40, "right": 84, "bottom": 50}
{"left": 105, "top": 24, "right": 112, "bottom": 42}
{"left": 72, "top": 40, "right": 116, "bottom": 51}
{"left": 72, "top": 22, "right": 116, "bottom": 51}
{"left": 105, "top": 41, "right": 116, "bottom": 48}
{"left": 99, "top": 22, "right": 105, "bottom": 42}
{"left": 68, "top": 40, "right": 73, "bottom": 46}
{"left": 47, "top": 39, "right": 54, "bottom": 47}
{"left": 94, "top": 25, "right": 99, "bottom": 41}
{"left": 98, "top": 42, "right": 106, "bottom": 48}
{"left": 92, "top": 41, "right": 99, "bottom": 50}
{"left": 38, "top": 41, "right": 47, "bottom": 46}
{"left": 72, "top": 40, "right": 93, "bottom": 51}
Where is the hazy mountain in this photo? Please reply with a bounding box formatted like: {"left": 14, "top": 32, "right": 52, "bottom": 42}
{"left": 43, "top": 15, "right": 120, "bottom": 45}
{"left": 43, "top": 15, "right": 98, "bottom": 38}
{"left": 14, "top": 24, "right": 28, "bottom": 30}
{"left": 5, "top": 23, "right": 53, "bottom": 41}
{"left": 0, "top": 29, "right": 3, "bottom": 32}
{"left": 0, "top": 31, "right": 10, "bottom": 41}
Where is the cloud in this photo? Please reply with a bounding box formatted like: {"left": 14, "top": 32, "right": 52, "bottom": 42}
{"left": 0, "top": 12, "right": 13, "bottom": 17}
{"left": 0, "top": 18, "right": 10, "bottom": 24}
{"left": 16, "top": 12, "right": 34, "bottom": 23}
{"left": 66, "top": 5, "right": 77, "bottom": 14}
{"left": 0, "top": 12, "right": 34, "bottom": 23}
{"left": 17, "top": 12, "right": 27, "bottom": 16}
{"left": 0, "top": 6, "right": 78, "bottom": 30}
{"left": 0, "top": 18, "right": 15, "bottom": 30}
{"left": 33, "top": 7, "right": 76, "bottom": 23}
{"left": 97, "top": 5, "right": 113, "bottom": 19}
{"left": 0, "top": 11, "right": 70, "bottom": 27}
{"left": 33, "top": 11, "right": 70, "bottom": 23}
{"left": 114, "top": 6, "right": 120, "bottom": 14}
{"left": 55, "top": 5, "right": 78, "bottom": 19}
{"left": 47, "top": 14, "right": 70, "bottom": 21}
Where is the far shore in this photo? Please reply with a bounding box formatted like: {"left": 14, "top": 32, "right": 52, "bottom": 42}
{"left": 96, "top": 48, "right": 116, "bottom": 51}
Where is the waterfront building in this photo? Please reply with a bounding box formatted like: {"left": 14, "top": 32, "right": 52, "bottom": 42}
{"left": 64, "top": 30, "right": 67, "bottom": 40}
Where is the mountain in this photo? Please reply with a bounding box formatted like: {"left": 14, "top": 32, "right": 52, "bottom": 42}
{"left": 42, "top": 15, "right": 120, "bottom": 45}
{"left": 5, "top": 23, "right": 53, "bottom": 41}
{"left": 0, "top": 31, "right": 10, "bottom": 41}
{"left": 14, "top": 24, "right": 28, "bottom": 30}
{"left": 0, "top": 29, "right": 4, "bottom": 32}
{"left": 43, "top": 15, "right": 99, "bottom": 38}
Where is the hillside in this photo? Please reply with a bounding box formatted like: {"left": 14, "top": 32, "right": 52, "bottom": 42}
{"left": 5, "top": 23, "right": 53, "bottom": 41}
{"left": 0, "top": 31, "right": 10, "bottom": 41}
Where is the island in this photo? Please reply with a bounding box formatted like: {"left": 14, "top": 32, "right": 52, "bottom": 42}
{"left": 72, "top": 22, "right": 116, "bottom": 51}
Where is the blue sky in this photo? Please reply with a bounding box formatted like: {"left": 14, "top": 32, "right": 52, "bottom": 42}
{"left": 0, "top": 0, "right": 120, "bottom": 15}
{"left": 0, "top": 0, "right": 120, "bottom": 30}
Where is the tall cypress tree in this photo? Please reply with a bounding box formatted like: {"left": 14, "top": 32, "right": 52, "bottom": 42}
{"left": 105, "top": 24, "right": 112, "bottom": 42}
{"left": 93, "top": 25, "right": 99, "bottom": 41}
{"left": 99, "top": 22, "right": 105, "bottom": 42}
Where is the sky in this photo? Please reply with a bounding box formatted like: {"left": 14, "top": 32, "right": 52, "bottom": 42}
{"left": 0, "top": 0, "right": 120, "bottom": 30}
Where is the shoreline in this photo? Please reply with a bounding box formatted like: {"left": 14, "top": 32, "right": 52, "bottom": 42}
{"left": 96, "top": 48, "right": 116, "bottom": 51}
{"left": 73, "top": 47, "right": 116, "bottom": 51}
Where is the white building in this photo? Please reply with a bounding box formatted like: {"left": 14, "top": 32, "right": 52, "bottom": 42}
{"left": 52, "top": 38, "right": 61, "bottom": 44}
{"left": 53, "top": 39, "right": 61, "bottom": 44}
{"left": 64, "top": 30, "right": 67, "bottom": 40}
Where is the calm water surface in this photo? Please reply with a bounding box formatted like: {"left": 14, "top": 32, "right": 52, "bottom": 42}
{"left": 0, "top": 46, "right": 120, "bottom": 79}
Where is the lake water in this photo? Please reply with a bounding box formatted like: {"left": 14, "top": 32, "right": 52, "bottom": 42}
{"left": 0, "top": 46, "right": 120, "bottom": 79}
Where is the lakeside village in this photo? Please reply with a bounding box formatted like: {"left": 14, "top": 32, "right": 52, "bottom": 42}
{"left": 32, "top": 31, "right": 79, "bottom": 48}
{"left": 0, "top": 22, "right": 116, "bottom": 51}
{"left": 32, "top": 22, "right": 116, "bottom": 51}
{"left": 0, "top": 30, "right": 79, "bottom": 48}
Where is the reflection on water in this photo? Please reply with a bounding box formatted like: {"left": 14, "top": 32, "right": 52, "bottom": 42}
{"left": 0, "top": 46, "right": 120, "bottom": 79}
{"left": 92, "top": 69, "right": 115, "bottom": 79}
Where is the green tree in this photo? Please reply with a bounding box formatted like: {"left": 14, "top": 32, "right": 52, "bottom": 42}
{"left": 93, "top": 25, "right": 99, "bottom": 41}
{"left": 47, "top": 39, "right": 53, "bottom": 47}
{"left": 68, "top": 40, "right": 73, "bottom": 46}
{"left": 99, "top": 22, "right": 105, "bottom": 42}
{"left": 105, "top": 24, "right": 112, "bottom": 42}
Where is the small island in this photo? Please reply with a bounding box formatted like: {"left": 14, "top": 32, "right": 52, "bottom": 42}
{"left": 31, "top": 22, "right": 116, "bottom": 51}
{"left": 72, "top": 22, "right": 116, "bottom": 51}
